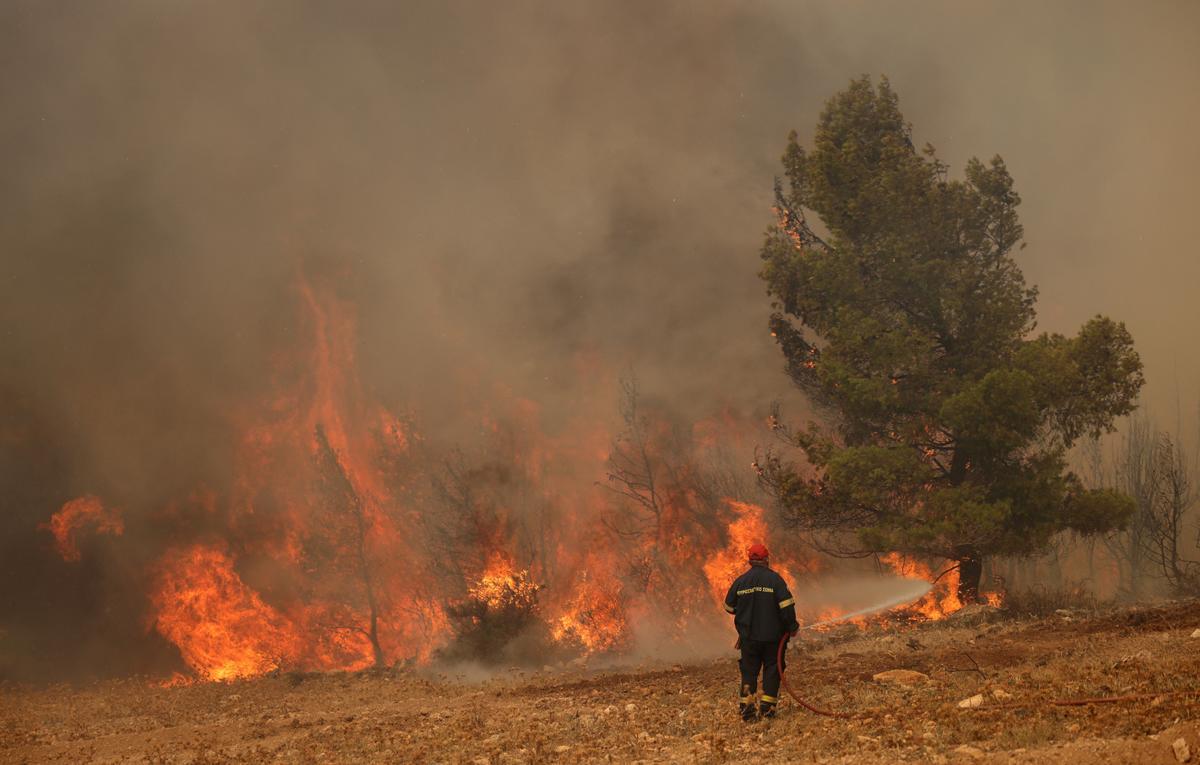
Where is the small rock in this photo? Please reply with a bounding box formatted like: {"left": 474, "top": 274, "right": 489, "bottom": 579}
{"left": 872, "top": 669, "right": 930, "bottom": 686}
{"left": 1190, "top": 628, "right": 1200, "bottom": 639}
{"left": 625, "top": 703, "right": 637, "bottom": 713}
{"left": 957, "top": 694, "right": 984, "bottom": 709}
{"left": 992, "top": 688, "right": 1013, "bottom": 700}
{"left": 554, "top": 745, "right": 571, "bottom": 754}
{"left": 954, "top": 744, "right": 985, "bottom": 760}
{"left": 1174, "top": 737, "right": 1192, "bottom": 763}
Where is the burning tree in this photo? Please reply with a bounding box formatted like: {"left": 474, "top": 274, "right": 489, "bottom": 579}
{"left": 311, "top": 423, "right": 386, "bottom": 668}
{"left": 603, "top": 378, "right": 739, "bottom": 605}
{"left": 589, "top": 377, "right": 823, "bottom": 636}
{"left": 757, "top": 77, "right": 1144, "bottom": 602}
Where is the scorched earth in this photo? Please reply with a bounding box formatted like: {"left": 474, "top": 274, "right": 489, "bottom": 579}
{"left": 4, "top": 599, "right": 1200, "bottom": 764}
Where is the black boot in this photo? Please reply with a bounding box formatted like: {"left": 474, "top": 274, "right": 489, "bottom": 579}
{"left": 739, "top": 698, "right": 757, "bottom": 722}
{"left": 759, "top": 698, "right": 776, "bottom": 719}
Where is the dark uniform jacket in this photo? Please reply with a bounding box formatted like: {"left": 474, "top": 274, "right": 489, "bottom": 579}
{"left": 724, "top": 564, "right": 800, "bottom": 642}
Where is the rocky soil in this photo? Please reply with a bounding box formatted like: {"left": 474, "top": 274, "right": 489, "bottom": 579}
{"left": 4, "top": 600, "right": 1200, "bottom": 764}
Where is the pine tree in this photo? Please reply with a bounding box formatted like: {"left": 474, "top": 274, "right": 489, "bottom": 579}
{"left": 758, "top": 77, "right": 1144, "bottom": 601}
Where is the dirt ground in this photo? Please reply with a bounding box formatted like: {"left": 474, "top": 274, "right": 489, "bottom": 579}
{"left": 3, "top": 600, "right": 1200, "bottom": 764}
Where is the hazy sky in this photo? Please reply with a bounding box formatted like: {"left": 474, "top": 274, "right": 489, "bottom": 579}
{"left": 2, "top": 0, "right": 1198, "bottom": 498}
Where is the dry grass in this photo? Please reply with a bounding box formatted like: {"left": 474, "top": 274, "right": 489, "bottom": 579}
{"left": 999, "top": 581, "right": 1100, "bottom": 618}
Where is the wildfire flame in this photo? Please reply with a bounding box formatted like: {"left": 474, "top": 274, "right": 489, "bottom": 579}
{"left": 42, "top": 495, "right": 123, "bottom": 562}
{"left": 549, "top": 556, "right": 630, "bottom": 654}
{"left": 702, "top": 500, "right": 794, "bottom": 606}
{"left": 41, "top": 276, "right": 1004, "bottom": 683}
{"left": 878, "top": 553, "right": 962, "bottom": 620}
{"left": 151, "top": 545, "right": 295, "bottom": 682}
{"left": 469, "top": 554, "right": 540, "bottom": 613}
{"left": 144, "top": 277, "right": 442, "bottom": 678}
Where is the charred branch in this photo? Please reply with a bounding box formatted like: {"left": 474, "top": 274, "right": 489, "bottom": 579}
{"left": 313, "top": 424, "right": 386, "bottom": 668}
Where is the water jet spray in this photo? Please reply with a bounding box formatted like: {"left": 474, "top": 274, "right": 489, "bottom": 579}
{"left": 776, "top": 577, "right": 934, "bottom": 718}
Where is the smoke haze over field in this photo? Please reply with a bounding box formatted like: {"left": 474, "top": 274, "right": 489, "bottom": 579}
{"left": 1, "top": 1, "right": 1198, "bottom": 679}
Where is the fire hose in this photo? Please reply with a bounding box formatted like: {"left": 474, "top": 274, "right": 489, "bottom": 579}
{"left": 757, "top": 584, "right": 1193, "bottom": 719}
{"left": 770, "top": 583, "right": 935, "bottom": 718}
{"left": 775, "top": 635, "right": 853, "bottom": 718}
{"left": 774, "top": 633, "right": 1199, "bottom": 720}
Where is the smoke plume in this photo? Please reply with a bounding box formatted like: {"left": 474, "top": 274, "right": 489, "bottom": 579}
{"left": 1, "top": 0, "right": 1197, "bottom": 680}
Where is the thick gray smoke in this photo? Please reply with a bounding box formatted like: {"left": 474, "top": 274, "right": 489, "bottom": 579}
{"left": 1, "top": 0, "right": 1197, "bottom": 680}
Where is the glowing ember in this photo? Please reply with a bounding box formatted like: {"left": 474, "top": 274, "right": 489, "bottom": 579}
{"left": 43, "top": 495, "right": 123, "bottom": 562}
{"left": 157, "top": 672, "right": 197, "bottom": 689}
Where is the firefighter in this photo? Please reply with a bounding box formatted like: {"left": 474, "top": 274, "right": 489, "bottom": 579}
{"left": 723, "top": 543, "right": 799, "bottom": 721}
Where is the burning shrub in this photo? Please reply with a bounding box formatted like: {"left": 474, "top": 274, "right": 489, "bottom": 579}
{"left": 549, "top": 569, "right": 630, "bottom": 655}
{"left": 444, "top": 567, "right": 545, "bottom": 664}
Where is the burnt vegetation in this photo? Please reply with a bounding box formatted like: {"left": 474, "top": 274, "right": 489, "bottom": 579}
{"left": 311, "top": 424, "right": 387, "bottom": 669}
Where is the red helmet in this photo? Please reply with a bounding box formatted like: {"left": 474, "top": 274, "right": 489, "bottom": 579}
{"left": 748, "top": 543, "right": 770, "bottom": 562}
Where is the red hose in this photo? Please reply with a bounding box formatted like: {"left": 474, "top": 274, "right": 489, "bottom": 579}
{"left": 772, "top": 635, "right": 1169, "bottom": 719}
{"left": 776, "top": 635, "right": 853, "bottom": 718}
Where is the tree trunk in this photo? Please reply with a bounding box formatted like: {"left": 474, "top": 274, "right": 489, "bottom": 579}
{"left": 355, "top": 512, "right": 386, "bottom": 669}
{"left": 1085, "top": 538, "right": 1096, "bottom": 590}
{"left": 956, "top": 546, "right": 982, "bottom": 604}
{"left": 365, "top": 585, "right": 385, "bottom": 668}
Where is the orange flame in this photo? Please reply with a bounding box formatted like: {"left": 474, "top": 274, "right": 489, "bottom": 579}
{"left": 151, "top": 545, "right": 296, "bottom": 681}
{"left": 55, "top": 275, "right": 1001, "bottom": 681}
{"left": 469, "top": 554, "right": 540, "bottom": 612}
{"left": 549, "top": 564, "right": 629, "bottom": 654}
{"left": 702, "top": 500, "right": 794, "bottom": 606}
{"left": 878, "top": 553, "right": 1002, "bottom": 620}
{"left": 43, "top": 495, "right": 123, "bottom": 562}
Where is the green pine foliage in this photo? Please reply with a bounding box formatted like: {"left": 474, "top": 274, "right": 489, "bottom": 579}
{"left": 758, "top": 77, "right": 1144, "bottom": 598}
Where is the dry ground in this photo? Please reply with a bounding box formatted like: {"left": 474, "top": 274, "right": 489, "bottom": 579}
{"left": 4, "top": 600, "right": 1200, "bottom": 764}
